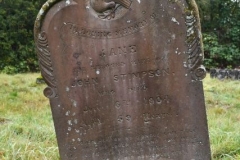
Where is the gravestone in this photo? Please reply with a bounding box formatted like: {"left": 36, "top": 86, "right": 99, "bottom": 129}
{"left": 227, "top": 70, "right": 239, "bottom": 80}
{"left": 210, "top": 69, "right": 240, "bottom": 80}
{"left": 217, "top": 69, "right": 227, "bottom": 80}
{"left": 210, "top": 69, "right": 217, "bottom": 79}
{"left": 34, "top": 0, "right": 211, "bottom": 159}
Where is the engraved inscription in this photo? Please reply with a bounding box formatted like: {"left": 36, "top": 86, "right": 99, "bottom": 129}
{"left": 130, "top": 56, "right": 168, "bottom": 66}
{"left": 117, "top": 115, "right": 132, "bottom": 123}
{"left": 71, "top": 78, "right": 99, "bottom": 87}
{"left": 77, "top": 128, "right": 205, "bottom": 160}
{"left": 97, "top": 88, "right": 115, "bottom": 97}
{"left": 143, "top": 95, "right": 170, "bottom": 106}
{"left": 128, "top": 83, "right": 148, "bottom": 92}
{"left": 91, "top": 62, "right": 126, "bottom": 71}
{"left": 142, "top": 113, "right": 174, "bottom": 123}
{"left": 100, "top": 44, "right": 137, "bottom": 57}
{"left": 115, "top": 100, "right": 130, "bottom": 109}
{"left": 113, "top": 69, "right": 170, "bottom": 82}
{"left": 62, "top": 18, "right": 150, "bottom": 39}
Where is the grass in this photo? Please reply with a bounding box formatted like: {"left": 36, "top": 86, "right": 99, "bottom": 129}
{"left": 0, "top": 73, "right": 240, "bottom": 159}
{"left": 204, "top": 75, "right": 240, "bottom": 160}
{"left": 0, "top": 74, "right": 59, "bottom": 160}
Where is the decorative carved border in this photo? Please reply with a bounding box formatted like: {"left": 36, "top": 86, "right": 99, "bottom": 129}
{"left": 185, "top": 0, "right": 206, "bottom": 81}
{"left": 36, "top": 31, "right": 57, "bottom": 98}
{"left": 34, "top": 0, "right": 61, "bottom": 98}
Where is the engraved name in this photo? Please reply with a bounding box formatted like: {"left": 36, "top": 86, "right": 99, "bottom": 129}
{"left": 71, "top": 77, "right": 99, "bottom": 87}
{"left": 113, "top": 69, "right": 170, "bottom": 82}
{"left": 100, "top": 44, "right": 137, "bottom": 57}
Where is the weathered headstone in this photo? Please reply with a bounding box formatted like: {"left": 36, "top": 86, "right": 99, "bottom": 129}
{"left": 210, "top": 68, "right": 217, "bottom": 78}
{"left": 227, "top": 70, "right": 239, "bottom": 80}
{"left": 217, "top": 69, "right": 227, "bottom": 80}
{"left": 210, "top": 68, "right": 240, "bottom": 80}
{"left": 237, "top": 70, "right": 240, "bottom": 80}
{"left": 35, "top": 0, "right": 211, "bottom": 159}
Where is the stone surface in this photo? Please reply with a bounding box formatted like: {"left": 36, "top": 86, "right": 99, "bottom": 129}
{"left": 35, "top": 0, "right": 211, "bottom": 159}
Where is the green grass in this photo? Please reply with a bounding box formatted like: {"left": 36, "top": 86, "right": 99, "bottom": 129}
{"left": 204, "top": 75, "right": 240, "bottom": 160}
{"left": 0, "top": 74, "right": 59, "bottom": 160}
{"left": 0, "top": 73, "right": 240, "bottom": 159}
